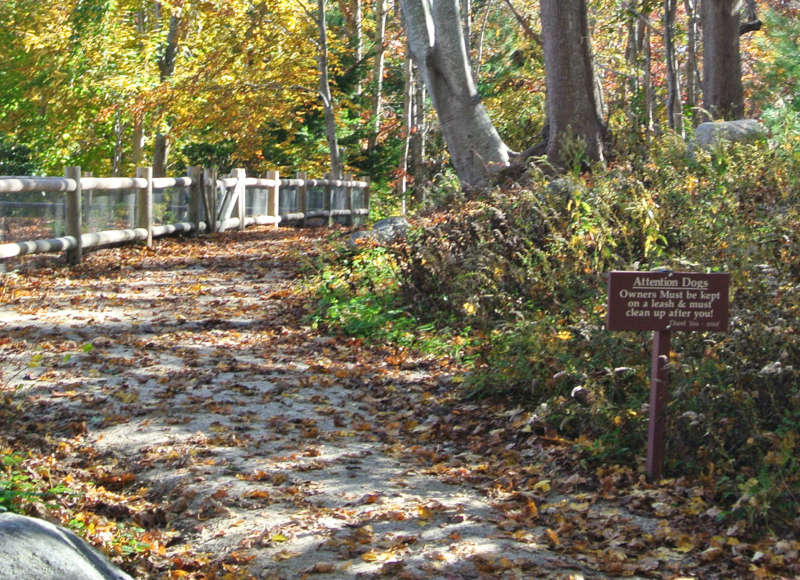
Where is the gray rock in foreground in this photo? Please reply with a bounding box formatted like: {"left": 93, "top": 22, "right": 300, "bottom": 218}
{"left": 694, "top": 119, "right": 768, "bottom": 150}
{"left": 349, "top": 216, "right": 410, "bottom": 247}
{"left": 0, "top": 513, "right": 133, "bottom": 580}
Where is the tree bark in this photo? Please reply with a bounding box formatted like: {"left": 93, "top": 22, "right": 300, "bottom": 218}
{"left": 539, "top": 0, "right": 605, "bottom": 167}
{"left": 318, "top": 0, "right": 342, "bottom": 178}
{"left": 701, "top": 0, "right": 744, "bottom": 120}
{"left": 402, "top": 0, "right": 510, "bottom": 190}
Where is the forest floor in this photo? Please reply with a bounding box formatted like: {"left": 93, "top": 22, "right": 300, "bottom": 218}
{"left": 1, "top": 226, "right": 796, "bottom": 579}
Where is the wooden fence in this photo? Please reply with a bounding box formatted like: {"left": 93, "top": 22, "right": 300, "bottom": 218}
{"left": 0, "top": 166, "right": 370, "bottom": 264}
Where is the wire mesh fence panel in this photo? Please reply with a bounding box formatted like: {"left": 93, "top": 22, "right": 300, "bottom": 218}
{"left": 279, "top": 186, "right": 297, "bottom": 216}
{"left": 249, "top": 187, "right": 269, "bottom": 218}
{"left": 83, "top": 189, "right": 138, "bottom": 232}
{"left": 307, "top": 185, "right": 325, "bottom": 213}
{"left": 356, "top": 186, "right": 367, "bottom": 210}
{"left": 0, "top": 191, "right": 66, "bottom": 242}
{"left": 153, "top": 185, "right": 190, "bottom": 225}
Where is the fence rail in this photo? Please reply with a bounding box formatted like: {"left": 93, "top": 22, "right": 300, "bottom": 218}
{"left": 0, "top": 166, "right": 370, "bottom": 264}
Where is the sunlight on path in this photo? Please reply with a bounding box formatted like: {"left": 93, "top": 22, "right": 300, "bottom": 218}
{"left": 1, "top": 228, "right": 662, "bottom": 578}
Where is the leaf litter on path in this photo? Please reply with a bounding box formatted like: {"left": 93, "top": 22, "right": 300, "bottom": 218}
{"left": 1, "top": 227, "right": 797, "bottom": 579}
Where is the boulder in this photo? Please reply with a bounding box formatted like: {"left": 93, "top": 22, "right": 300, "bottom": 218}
{"left": 694, "top": 119, "right": 768, "bottom": 150}
{"left": 348, "top": 216, "right": 410, "bottom": 247}
{"left": 0, "top": 513, "right": 132, "bottom": 580}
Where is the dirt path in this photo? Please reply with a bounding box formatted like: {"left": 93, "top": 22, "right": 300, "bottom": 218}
{"left": 1, "top": 228, "right": 753, "bottom": 579}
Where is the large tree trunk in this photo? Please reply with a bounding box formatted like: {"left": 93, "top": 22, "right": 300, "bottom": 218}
{"left": 539, "top": 0, "right": 605, "bottom": 167}
{"left": 318, "top": 0, "right": 342, "bottom": 178}
{"left": 701, "top": 0, "right": 744, "bottom": 120}
{"left": 401, "top": 0, "right": 510, "bottom": 191}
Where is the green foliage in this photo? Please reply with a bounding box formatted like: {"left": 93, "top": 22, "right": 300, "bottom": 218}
{"left": 387, "top": 133, "right": 799, "bottom": 531}
{"left": 309, "top": 244, "right": 474, "bottom": 360}
{"left": 0, "top": 452, "right": 72, "bottom": 513}
{"left": 0, "top": 134, "right": 35, "bottom": 175}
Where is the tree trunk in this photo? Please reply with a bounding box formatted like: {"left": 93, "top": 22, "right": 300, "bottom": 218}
{"left": 411, "top": 63, "right": 427, "bottom": 204}
{"left": 643, "top": 15, "right": 655, "bottom": 139}
{"left": 400, "top": 52, "right": 413, "bottom": 213}
{"left": 539, "top": 0, "right": 605, "bottom": 167}
{"left": 500, "top": 0, "right": 540, "bottom": 46}
{"left": 153, "top": 10, "right": 180, "bottom": 177}
{"left": 132, "top": 116, "right": 144, "bottom": 169}
{"left": 664, "top": 0, "right": 684, "bottom": 135}
{"left": 153, "top": 134, "right": 170, "bottom": 177}
{"left": 461, "top": 0, "right": 472, "bottom": 69}
{"left": 474, "top": 0, "right": 494, "bottom": 81}
{"left": 701, "top": 0, "right": 744, "bottom": 120}
{"left": 318, "top": 0, "right": 342, "bottom": 177}
{"left": 684, "top": 0, "right": 699, "bottom": 124}
{"left": 401, "top": 0, "right": 509, "bottom": 191}
{"left": 367, "top": 0, "right": 387, "bottom": 153}
{"left": 112, "top": 108, "right": 125, "bottom": 177}
{"left": 739, "top": 0, "right": 762, "bottom": 35}
{"left": 354, "top": 0, "right": 363, "bottom": 95}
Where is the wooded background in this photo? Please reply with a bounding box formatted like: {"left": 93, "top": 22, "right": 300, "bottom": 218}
{"left": 1, "top": 1, "right": 797, "bottom": 200}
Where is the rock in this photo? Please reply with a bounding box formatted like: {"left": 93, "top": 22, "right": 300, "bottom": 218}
{"left": 0, "top": 513, "right": 133, "bottom": 580}
{"left": 693, "top": 119, "right": 768, "bottom": 150}
{"left": 348, "top": 216, "right": 410, "bottom": 248}
{"left": 372, "top": 217, "right": 410, "bottom": 240}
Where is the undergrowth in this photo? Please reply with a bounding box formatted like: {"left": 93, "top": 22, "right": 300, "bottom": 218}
{"left": 311, "top": 136, "right": 800, "bottom": 534}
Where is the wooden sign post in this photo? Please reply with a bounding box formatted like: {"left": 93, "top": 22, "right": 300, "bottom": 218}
{"left": 607, "top": 271, "right": 730, "bottom": 481}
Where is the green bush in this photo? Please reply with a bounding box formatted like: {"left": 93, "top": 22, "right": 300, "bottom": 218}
{"left": 312, "top": 126, "right": 800, "bottom": 531}
{"left": 391, "top": 137, "right": 800, "bottom": 530}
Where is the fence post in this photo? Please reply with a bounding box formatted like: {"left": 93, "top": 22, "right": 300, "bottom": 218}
{"left": 136, "top": 166, "right": 153, "bottom": 248}
{"left": 266, "top": 170, "right": 279, "bottom": 229}
{"left": 343, "top": 172, "right": 354, "bottom": 227}
{"left": 233, "top": 168, "right": 246, "bottom": 231}
{"left": 324, "top": 173, "right": 333, "bottom": 227}
{"left": 203, "top": 167, "right": 218, "bottom": 233}
{"left": 297, "top": 171, "right": 307, "bottom": 225}
{"left": 188, "top": 166, "right": 203, "bottom": 234}
{"left": 65, "top": 166, "right": 82, "bottom": 264}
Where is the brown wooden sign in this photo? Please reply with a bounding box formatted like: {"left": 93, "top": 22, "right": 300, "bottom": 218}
{"left": 605, "top": 270, "right": 730, "bottom": 481}
{"left": 607, "top": 271, "right": 730, "bottom": 332}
